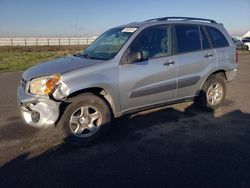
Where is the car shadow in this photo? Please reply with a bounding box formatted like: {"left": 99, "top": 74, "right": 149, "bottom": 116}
{"left": 0, "top": 102, "right": 250, "bottom": 188}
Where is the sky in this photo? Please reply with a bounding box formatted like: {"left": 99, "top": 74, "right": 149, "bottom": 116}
{"left": 0, "top": 0, "right": 249, "bottom": 37}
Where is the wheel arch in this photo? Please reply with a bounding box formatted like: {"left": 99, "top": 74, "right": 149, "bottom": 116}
{"left": 65, "top": 87, "right": 117, "bottom": 117}
{"left": 197, "top": 69, "right": 226, "bottom": 96}
{"left": 210, "top": 70, "right": 227, "bottom": 80}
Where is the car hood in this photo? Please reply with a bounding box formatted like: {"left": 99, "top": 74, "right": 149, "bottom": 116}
{"left": 23, "top": 55, "right": 105, "bottom": 81}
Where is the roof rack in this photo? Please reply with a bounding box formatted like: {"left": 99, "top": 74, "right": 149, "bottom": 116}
{"left": 145, "top": 17, "right": 217, "bottom": 24}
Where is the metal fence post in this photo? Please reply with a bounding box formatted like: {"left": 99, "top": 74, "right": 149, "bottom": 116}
{"left": 10, "top": 38, "right": 13, "bottom": 46}
{"left": 24, "top": 38, "right": 27, "bottom": 46}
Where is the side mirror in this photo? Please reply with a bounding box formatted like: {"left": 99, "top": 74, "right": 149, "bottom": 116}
{"left": 130, "top": 51, "right": 143, "bottom": 62}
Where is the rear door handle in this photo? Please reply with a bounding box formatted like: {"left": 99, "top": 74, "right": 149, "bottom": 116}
{"left": 204, "top": 53, "right": 214, "bottom": 58}
{"left": 163, "top": 60, "right": 175, "bottom": 66}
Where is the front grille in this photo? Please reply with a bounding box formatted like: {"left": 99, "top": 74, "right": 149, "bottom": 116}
{"left": 21, "top": 78, "right": 27, "bottom": 89}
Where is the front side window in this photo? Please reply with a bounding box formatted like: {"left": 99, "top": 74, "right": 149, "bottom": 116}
{"left": 128, "top": 25, "right": 171, "bottom": 60}
{"left": 205, "top": 26, "right": 229, "bottom": 48}
{"left": 82, "top": 27, "right": 135, "bottom": 60}
{"left": 175, "top": 25, "right": 201, "bottom": 53}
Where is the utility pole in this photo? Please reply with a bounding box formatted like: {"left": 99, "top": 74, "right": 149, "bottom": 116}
{"left": 75, "top": 16, "right": 78, "bottom": 38}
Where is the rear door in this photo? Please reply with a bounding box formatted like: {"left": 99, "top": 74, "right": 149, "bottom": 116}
{"left": 175, "top": 24, "right": 217, "bottom": 98}
{"left": 118, "top": 24, "right": 177, "bottom": 111}
{"left": 205, "top": 25, "right": 232, "bottom": 68}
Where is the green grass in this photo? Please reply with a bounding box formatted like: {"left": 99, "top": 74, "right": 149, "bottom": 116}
{"left": 0, "top": 46, "right": 249, "bottom": 72}
{"left": 0, "top": 45, "right": 87, "bottom": 72}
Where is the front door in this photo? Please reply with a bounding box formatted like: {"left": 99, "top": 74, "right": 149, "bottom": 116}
{"left": 118, "top": 24, "right": 177, "bottom": 111}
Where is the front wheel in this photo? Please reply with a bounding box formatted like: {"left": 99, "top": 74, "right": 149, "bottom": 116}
{"left": 196, "top": 75, "right": 226, "bottom": 111}
{"left": 57, "top": 93, "right": 112, "bottom": 146}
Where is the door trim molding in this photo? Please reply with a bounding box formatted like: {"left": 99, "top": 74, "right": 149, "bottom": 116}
{"left": 129, "top": 75, "right": 200, "bottom": 98}
{"left": 178, "top": 76, "right": 200, "bottom": 89}
{"left": 129, "top": 80, "right": 177, "bottom": 98}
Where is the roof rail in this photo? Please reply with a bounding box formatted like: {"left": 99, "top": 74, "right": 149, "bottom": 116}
{"left": 145, "top": 17, "right": 217, "bottom": 24}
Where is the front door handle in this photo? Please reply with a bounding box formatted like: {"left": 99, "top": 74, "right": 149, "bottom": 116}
{"left": 204, "top": 53, "right": 214, "bottom": 58}
{"left": 163, "top": 60, "right": 175, "bottom": 66}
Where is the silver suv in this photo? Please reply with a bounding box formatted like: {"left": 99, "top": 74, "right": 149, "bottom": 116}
{"left": 17, "top": 17, "right": 238, "bottom": 145}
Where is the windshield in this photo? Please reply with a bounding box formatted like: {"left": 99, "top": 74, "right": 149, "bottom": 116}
{"left": 81, "top": 27, "right": 136, "bottom": 60}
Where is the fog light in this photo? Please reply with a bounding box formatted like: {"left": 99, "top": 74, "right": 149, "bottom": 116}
{"left": 31, "top": 111, "right": 40, "bottom": 123}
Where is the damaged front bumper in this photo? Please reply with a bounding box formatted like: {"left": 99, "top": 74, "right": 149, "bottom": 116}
{"left": 17, "top": 84, "right": 61, "bottom": 128}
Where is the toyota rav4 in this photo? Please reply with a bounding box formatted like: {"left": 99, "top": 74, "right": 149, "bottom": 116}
{"left": 17, "top": 17, "right": 238, "bottom": 145}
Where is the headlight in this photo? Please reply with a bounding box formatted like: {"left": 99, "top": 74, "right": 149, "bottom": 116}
{"left": 29, "top": 74, "right": 61, "bottom": 96}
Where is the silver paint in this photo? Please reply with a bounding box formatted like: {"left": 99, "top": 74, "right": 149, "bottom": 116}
{"left": 17, "top": 19, "right": 237, "bottom": 128}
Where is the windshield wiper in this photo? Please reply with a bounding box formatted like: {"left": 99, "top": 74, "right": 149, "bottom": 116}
{"left": 74, "top": 52, "right": 108, "bottom": 60}
{"left": 74, "top": 53, "right": 92, "bottom": 59}
{"left": 82, "top": 53, "right": 92, "bottom": 59}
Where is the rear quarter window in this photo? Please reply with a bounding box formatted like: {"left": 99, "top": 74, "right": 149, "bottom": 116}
{"left": 205, "top": 26, "right": 229, "bottom": 48}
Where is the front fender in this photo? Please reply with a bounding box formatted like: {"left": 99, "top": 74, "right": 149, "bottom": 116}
{"left": 53, "top": 66, "right": 121, "bottom": 116}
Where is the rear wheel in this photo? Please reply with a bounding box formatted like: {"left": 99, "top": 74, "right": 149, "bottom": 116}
{"left": 57, "top": 93, "right": 112, "bottom": 146}
{"left": 196, "top": 75, "right": 226, "bottom": 111}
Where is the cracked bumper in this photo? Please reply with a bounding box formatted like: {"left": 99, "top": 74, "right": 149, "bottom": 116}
{"left": 17, "top": 85, "right": 60, "bottom": 128}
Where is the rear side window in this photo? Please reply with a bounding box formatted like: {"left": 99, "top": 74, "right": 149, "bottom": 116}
{"left": 205, "top": 26, "right": 229, "bottom": 48}
{"left": 200, "top": 27, "right": 211, "bottom": 50}
{"left": 175, "top": 25, "right": 201, "bottom": 53}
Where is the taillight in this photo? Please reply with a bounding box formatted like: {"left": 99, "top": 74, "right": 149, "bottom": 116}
{"left": 236, "top": 50, "right": 239, "bottom": 64}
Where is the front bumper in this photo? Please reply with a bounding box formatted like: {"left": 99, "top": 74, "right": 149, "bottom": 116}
{"left": 17, "top": 84, "right": 60, "bottom": 128}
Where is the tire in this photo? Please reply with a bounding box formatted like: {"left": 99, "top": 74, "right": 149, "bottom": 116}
{"left": 196, "top": 74, "right": 226, "bottom": 111}
{"left": 57, "top": 93, "right": 112, "bottom": 146}
{"left": 243, "top": 45, "right": 249, "bottom": 51}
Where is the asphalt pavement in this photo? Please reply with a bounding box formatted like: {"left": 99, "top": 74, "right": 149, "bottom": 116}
{"left": 0, "top": 55, "right": 250, "bottom": 188}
